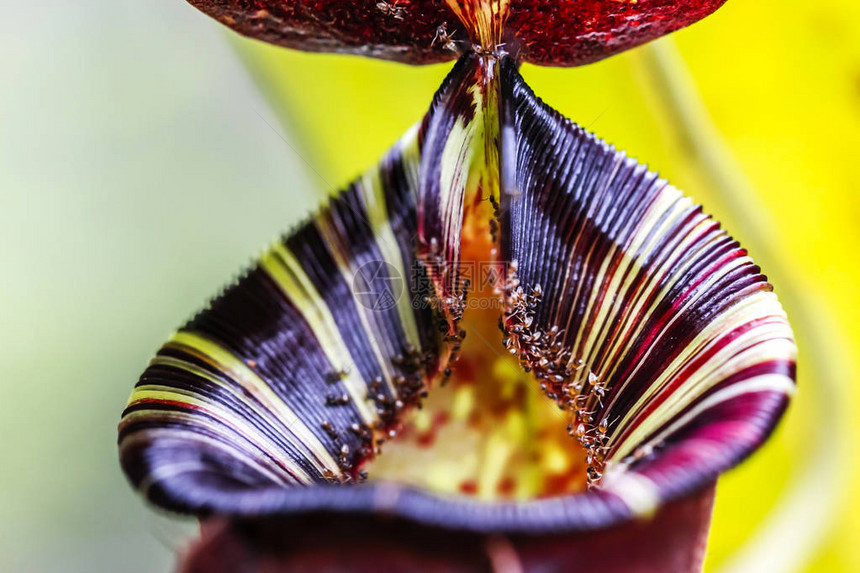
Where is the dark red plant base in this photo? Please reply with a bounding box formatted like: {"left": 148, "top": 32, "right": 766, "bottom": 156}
{"left": 187, "top": 0, "right": 727, "bottom": 66}
{"left": 177, "top": 483, "right": 716, "bottom": 573}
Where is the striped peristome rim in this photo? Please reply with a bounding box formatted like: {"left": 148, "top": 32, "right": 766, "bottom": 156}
{"left": 118, "top": 53, "right": 795, "bottom": 535}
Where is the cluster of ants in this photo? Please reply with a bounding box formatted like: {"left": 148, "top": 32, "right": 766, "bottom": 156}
{"left": 499, "top": 264, "right": 613, "bottom": 488}
{"left": 317, "top": 228, "right": 477, "bottom": 483}
{"left": 318, "top": 343, "right": 434, "bottom": 482}
{"left": 417, "top": 237, "right": 470, "bottom": 388}
{"left": 312, "top": 216, "right": 635, "bottom": 487}
{"left": 418, "top": 236, "right": 472, "bottom": 331}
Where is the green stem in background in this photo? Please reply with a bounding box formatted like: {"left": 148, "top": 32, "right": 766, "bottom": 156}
{"left": 230, "top": 38, "right": 334, "bottom": 198}
{"left": 635, "top": 38, "right": 849, "bottom": 573}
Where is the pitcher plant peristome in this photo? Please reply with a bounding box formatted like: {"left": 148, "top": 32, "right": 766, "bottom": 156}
{"left": 119, "top": 2, "right": 795, "bottom": 571}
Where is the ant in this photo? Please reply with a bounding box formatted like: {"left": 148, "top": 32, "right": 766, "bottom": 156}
{"left": 325, "top": 368, "right": 349, "bottom": 384}
{"left": 376, "top": 1, "right": 406, "bottom": 20}
{"left": 432, "top": 22, "right": 459, "bottom": 52}
{"left": 586, "top": 466, "right": 603, "bottom": 486}
{"left": 325, "top": 393, "right": 351, "bottom": 406}
{"left": 598, "top": 416, "right": 609, "bottom": 436}
{"left": 320, "top": 420, "right": 339, "bottom": 440}
{"left": 472, "top": 43, "right": 508, "bottom": 59}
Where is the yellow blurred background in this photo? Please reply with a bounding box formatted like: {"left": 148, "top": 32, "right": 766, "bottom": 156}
{"left": 1, "top": 0, "right": 857, "bottom": 571}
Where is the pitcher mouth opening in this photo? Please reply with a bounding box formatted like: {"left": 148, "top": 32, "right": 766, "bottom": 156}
{"left": 367, "top": 210, "right": 592, "bottom": 502}
{"left": 119, "top": 53, "right": 795, "bottom": 538}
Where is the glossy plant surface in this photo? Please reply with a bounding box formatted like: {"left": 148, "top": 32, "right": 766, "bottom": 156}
{"left": 187, "top": 0, "right": 726, "bottom": 65}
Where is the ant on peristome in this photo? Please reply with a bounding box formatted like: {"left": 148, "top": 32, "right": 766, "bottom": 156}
{"left": 472, "top": 42, "right": 508, "bottom": 59}
{"left": 432, "top": 22, "right": 459, "bottom": 53}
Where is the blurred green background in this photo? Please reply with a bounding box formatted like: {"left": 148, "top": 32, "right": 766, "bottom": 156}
{"left": 1, "top": 0, "right": 858, "bottom": 571}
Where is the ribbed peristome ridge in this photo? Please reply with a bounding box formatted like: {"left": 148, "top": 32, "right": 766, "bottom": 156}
{"left": 119, "top": 53, "right": 795, "bottom": 529}
{"left": 498, "top": 59, "right": 795, "bottom": 508}
{"left": 118, "top": 121, "right": 453, "bottom": 513}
